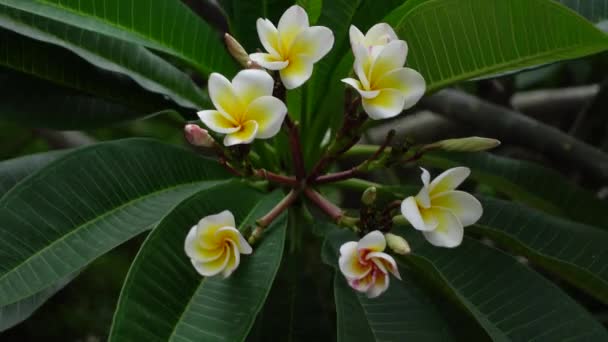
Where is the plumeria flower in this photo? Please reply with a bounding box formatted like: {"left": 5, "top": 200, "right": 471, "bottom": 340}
{"left": 250, "top": 5, "right": 334, "bottom": 89}
{"left": 197, "top": 69, "right": 287, "bottom": 146}
{"left": 185, "top": 210, "right": 252, "bottom": 278}
{"left": 401, "top": 167, "right": 483, "bottom": 248}
{"left": 349, "top": 23, "right": 398, "bottom": 50}
{"left": 339, "top": 231, "right": 401, "bottom": 298}
{"left": 342, "top": 25, "right": 426, "bottom": 120}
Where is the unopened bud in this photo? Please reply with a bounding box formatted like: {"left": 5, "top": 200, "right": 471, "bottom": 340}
{"left": 426, "top": 137, "right": 501, "bottom": 152}
{"left": 385, "top": 233, "right": 411, "bottom": 255}
{"left": 361, "top": 187, "right": 377, "bottom": 206}
{"left": 184, "top": 124, "right": 214, "bottom": 147}
{"left": 224, "top": 33, "right": 250, "bottom": 68}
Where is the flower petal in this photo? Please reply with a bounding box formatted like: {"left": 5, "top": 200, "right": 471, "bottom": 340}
{"left": 198, "top": 110, "right": 239, "bottom": 134}
{"left": 199, "top": 210, "right": 236, "bottom": 229}
{"left": 401, "top": 196, "right": 434, "bottom": 231}
{"left": 429, "top": 166, "right": 471, "bottom": 196}
{"left": 374, "top": 68, "right": 426, "bottom": 110}
{"left": 352, "top": 44, "right": 371, "bottom": 89}
{"left": 366, "top": 271, "right": 389, "bottom": 298}
{"left": 249, "top": 53, "right": 289, "bottom": 70}
{"left": 349, "top": 25, "right": 365, "bottom": 48}
{"left": 232, "top": 69, "right": 274, "bottom": 106}
{"left": 431, "top": 190, "right": 483, "bottom": 226}
{"left": 422, "top": 208, "right": 464, "bottom": 248}
{"left": 362, "top": 89, "right": 406, "bottom": 119}
{"left": 224, "top": 120, "right": 259, "bottom": 146}
{"left": 191, "top": 248, "right": 229, "bottom": 277}
{"left": 368, "top": 252, "right": 401, "bottom": 280}
{"left": 256, "top": 18, "right": 280, "bottom": 56}
{"left": 278, "top": 5, "right": 309, "bottom": 53}
{"left": 196, "top": 210, "right": 237, "bottom": 249}
{"left": 415, "top": 168, "right": 432, "bottom": 209}
{"left": 364, "top": 23, "right": 398, "bottom": 47}
{"left": 184, "top": 225, "right": 199, "bottom": 259}
{"left": 339, "top": 241, "right": 372, "bottom": 279}
{"left": 357, "top": 230, "right": 386, "bottom": 252}
{"left": 221, "top": 240, "right": 241, "bottom": 278}
{"left": 369, "top": 40, "right": 408, "bottom": 82}
{"left": 348, "top": 272, "right": 374, "bottom": 293}
{"left": 290, "top": 26, "right": 334, "bottom": 63}
{"left": 342, "top": 78, "right": 380, "bottom": 99}
{"left": 208, "top": 73, "right": 244, "bottom": 117}
{"left": 244, "top": 96, "right": 287, "bottom": 139}
{"left": 279, "top": 55, "right": 314, "bottom": 89}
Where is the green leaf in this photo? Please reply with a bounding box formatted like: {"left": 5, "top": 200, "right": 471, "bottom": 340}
{"left": 420, "top": 151, "right": 608, "bottom": 228}
{"left": 220, "top": 0, "right": 265, "bottom": 52}
{"left": 386, "top": 0, "right": 608, "bottom": 92}
{"left": 557, "top": 0, "right": 608, "bottom": 23}
{"left": 473, "top": 197, "right": 608, "bottom": 305}
{"left": 0, "top": 150, "right": 67, "bottom": 196}
{"left": 297, "top": 0, "right": 322, "bottom": 24}
{"left": 0, "top": 0, "right": 237, "bottom": 77}
{"left": 0, "top": 273, "right": 75, "bottom": 332}
{"left": 322, "top": 227, "right": 456, "bottom": 342}
{"left": 0, "top": 138, "right": 231, "bottom": 308}
{"left": 0, "top": 6, "right": 208, "bottom": 109}
{"left": 0, "top": 70, "right": 167, "bottom": 129}
{"left": 110, "top": 186, "right": 287, "bottom": 342}
{"left": 397, "top": 230, "right": 608, "bottom": 341}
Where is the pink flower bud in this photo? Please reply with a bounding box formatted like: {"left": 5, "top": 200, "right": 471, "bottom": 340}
{"left": 184, "top": 124, "right": 214, "bottom": 148}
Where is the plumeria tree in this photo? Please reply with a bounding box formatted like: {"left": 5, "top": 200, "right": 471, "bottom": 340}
{"left": 1, "top": 0, "right": 608, "bottom": 341}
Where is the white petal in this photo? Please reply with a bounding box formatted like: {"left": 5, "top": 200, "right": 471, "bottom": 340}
{"left": 221, "top": 241, "right": 241, "bottom": 278}
{"left": 432, "top": 191, "right": 483, "bottom": 226}
{"left": 339, "top": 241, "right": 371, "bottom": 279}
{"left": 232, "top": 69, "right": 274, "bottom": 106}
{"left": 342, "top": 78, "right": 380, "bottom": 99}
{"left": 224, "top": 120, "right": 259, "bottom": 146}
{"left": 373, "top": 68, "right": 426, "bottom": 109}
{"left": 191, "top": 250, "right": 229, "bottom": 277}
{"left": 290, "top": 26, "right": 334, "bottom": 63}
{"left": 278, "top": 5, "right": 309, "bottom": 53}
{"left": 422, "top": 208, "right": 464, "bottom": 248}
{"left": 279, "top": 55, "right": 314, "bottom": 89}
{"left": 244, "top": 96, "right": 287, "bottom": 139}
{"left": 361, "top": 89, "right": 406, "bottom": 119}
{"left": 349, "top": 25, "right": 365, "bottom": 48}
{"left": 357, "top": 230, "right": 386, "bottom": 252}
{"left": 369, "top": 40, "right": 408, "bottom": 81}
{"left": 368, "top": 252, "right": 401, "bottom": 280}
{"left": 365, "top": 23, "right": 398, "bottom": 46}
{"left": 184, "top": 225, "right": 199, "bottom": 259}
{"left": 208, "top": 73, "right": 244, "bottom": 117}
{"left": 249, "top": 52, "right": 289, "bottom": 70}
{"left": 366, "top": 271, "right": 389, "bottom": 298}
{"left": 348, "top": 273, "right": 374, "bottom": 293}
{"left": 429, "top": 167, "right": 471, "bottom": 196}
{"left": 415, "top": 168, "right": 431, "bottom": 208}
{"left": 198, "top": 210, "right": 236, "bottom": 231}
{"left": 352, "top": 43, "right": 371, "bottom": 89}
{"left": 198, "top": 110, "right": 239, "bottom": 134}
{"left": 401, "top": 196, "right": 433, "bottom": 231}
{"left": 256, "top": 18, "right": 280, "bottom": 56}
{"left": 235, "top": 232, "right": 253, "bottom": 254}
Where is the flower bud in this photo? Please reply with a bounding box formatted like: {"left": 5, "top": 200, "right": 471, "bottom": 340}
{"left": 184, "top": 124, "right": 214, "bottom": 148}
{"left": 385, "top": 233, "right": 411, "bottom": 255}
{"left": 224, "top": 33, "right": 251, "bottom": 68}
{"left": 361, "top": 187, "right": 377, "bottom": 206}
{"left": 425, "top": 137, "right": 501, "bottom": 152}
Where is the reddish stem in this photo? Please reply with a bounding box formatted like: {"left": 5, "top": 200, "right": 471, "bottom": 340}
{"left": 314, "top": 168, "right": 361, "bottom": 184}
{"left": 304, "top": 188, "right": 343, "bottom": 222}
{"left": 257, "top": 189, "right": 300, "bottom": 227}
{"left": 255, "top": 169, "right": 298, "bottom": 186}
{"left": 219, "top": 158, "right": 241, "bottom": 176}
{"left": 284, "top": 116, "right": 306, "bottom": 180}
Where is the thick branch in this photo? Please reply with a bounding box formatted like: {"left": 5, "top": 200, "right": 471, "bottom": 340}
{"left": 511, "top": 84, "right": 599, "bottom": 119}
{"left": 284, "top": 116, "right": 306, "bottom": 180}
{"left": 421, "top": 89, "right": 608, "bottom": 181}
{"left": 304, "top": 188, "right": 343, "bottom": 222}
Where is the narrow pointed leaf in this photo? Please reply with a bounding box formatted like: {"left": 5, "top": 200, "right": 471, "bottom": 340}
{"left": 0, "top": 0, "right": 237, "bottom": 76}
{"left": 110, "top": 186, "right": 287, "bottom": 342}
{"left": 397, "top": 230, "right": 608, "bottom": 341}
{"left": 0, "top": 138, "right": 231, "bottom": 308}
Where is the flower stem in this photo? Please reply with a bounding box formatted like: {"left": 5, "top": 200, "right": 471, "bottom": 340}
{"left": 250, "top": 189, "right": 300, "bottom": 244}
{"left": 254, "top": 169, "right": 298, "bottom": 186}
{"left": 284, "top": 116, "right": 306, "bottom": 180}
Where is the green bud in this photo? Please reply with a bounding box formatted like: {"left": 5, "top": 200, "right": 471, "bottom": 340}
{"left": 361, "top": 187, "right": 377, "bottom": 206}
{"left": 385, "top": 233, "right": 411, "bottom": 255}
{"left": 426, "top": 136, "right": 501, "bottom": 152}
{"left": 224, "top": 33, "right": 250, "bottom": 68}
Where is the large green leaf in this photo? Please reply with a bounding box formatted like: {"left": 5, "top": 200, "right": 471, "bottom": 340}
{"left": 473, "top": 197, "right": 608, "bottom": 305}
{"left": 558, "top": 0, "right": 608, "bottom": 23}
{"left": 386, "top": 0, "right": 608, "bottom": 92}
{"left": 0, "top": 0, "right": 236, "bottom": 77}
{"left": 220, "top": 0, "right": 265, "bottom": 52}
{"left": 0, "top": 6, "right": 208, "bottom": 109}
{"left": 0, "top": 150, "right": 67, "bottom": 196}
{"left": 323, "top": 227, "right": 456, "bottom": 341}
{"left": 420, "top": 151, "right": 608, "bottom": 228}
{"left": 110, "top": 186, "right": 286, "bottom": 342}
{"left": 397, "top": 230, "right": 608, "bottom": 341}
{"left": 0, "top": 70, "right": 167, "bottom": 129}
{"left": 0, "top": 138, "right": 231, "bottom": 308}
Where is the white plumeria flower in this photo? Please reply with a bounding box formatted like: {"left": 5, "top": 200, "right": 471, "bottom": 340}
{"left": 401, "top": 167, "right": 483, "bottom": 248}
{"left": 184, "top": 210, "right": 253, "bottom": 278}
{"left": 249, "top": 5, "right": 334, "bottom": 89}
{"left": 349, "top": 23, "right": 398, "bottom": 50}
{"left": 342, "top": 25, "right": 426, "bottom": 120}
{"left": 339, "top": 231, "right": 401, "bottom": 298}
{"left": 197, "top": 69, "right": 287, "bottom": 146}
